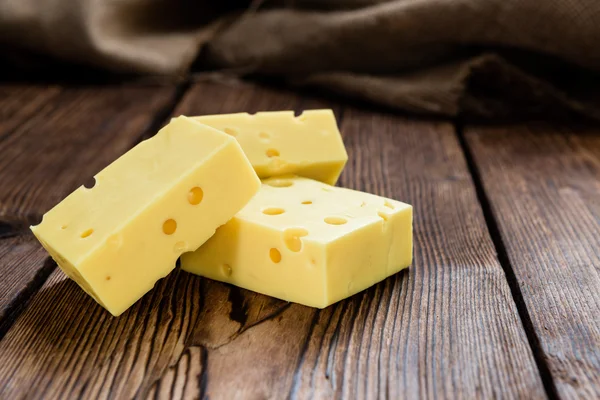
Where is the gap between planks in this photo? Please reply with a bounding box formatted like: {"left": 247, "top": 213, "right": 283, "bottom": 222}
{"left": 453, "top": 120, "right": 560, "bottom": 400}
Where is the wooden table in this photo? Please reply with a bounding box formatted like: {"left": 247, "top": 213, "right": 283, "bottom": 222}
{"left": 0, "top": 77, "right": 598, "bottom": 399}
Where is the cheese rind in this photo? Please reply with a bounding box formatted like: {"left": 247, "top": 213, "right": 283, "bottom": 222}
{"left": 181, "top": 176, "right": 412, "bottom": 308}
{"left": 191, "top": 110, "right": 348, "bottom": 185}
{"left": 31, "top": 116, "right": 261, "bottom": 316}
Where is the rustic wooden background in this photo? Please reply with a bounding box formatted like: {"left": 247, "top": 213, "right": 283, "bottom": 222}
{"left": 0, "top": 77, "right": 598, "bottom": 399}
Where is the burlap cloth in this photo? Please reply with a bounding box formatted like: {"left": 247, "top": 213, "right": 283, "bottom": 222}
{"left": 1, "top": 0, "right": 600, "bottom": 120}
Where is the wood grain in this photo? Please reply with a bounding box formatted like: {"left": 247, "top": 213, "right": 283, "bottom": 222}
{"left": 465, "top": 124, "right": 600, "bottom": 399}
{"left": 0, "top": 236, "right": 54, "bottom": 329}
{"left": 0, "top": 81, "right": 547, "bottom": 398}
{"left": 0, "top": 85, "right": 62, "bottom": 135}
{"left": 0, "top": 84, "right": 179, "bottom": 225}
{"left": 174, "top": 78, "right": 337, "bottom": 117}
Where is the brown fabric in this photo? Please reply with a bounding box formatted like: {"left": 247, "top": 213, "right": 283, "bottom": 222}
{"left": 2, "top": 0, "right": 600, "bottom": 120}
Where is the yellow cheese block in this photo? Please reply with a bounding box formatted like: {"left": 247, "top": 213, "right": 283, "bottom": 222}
{"left": 181, "top": 176, "right": 412, "bottom": 308}
{"left": 31, "top": 116, "right": 261, "bottom": 316}
{"left": 191, "top": 110, "right": 348, "bottom": 185}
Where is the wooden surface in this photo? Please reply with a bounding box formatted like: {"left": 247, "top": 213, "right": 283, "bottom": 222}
{"left": 465, "top": 125, "right": 600, "bottom": 399}
{"left": 0, "top": 84, "right": 179, "bottom": 224}
{"left": 0, "top": 78, "right": 598, "bottom": 399}
{"left": 0, "top": 235, "right": 50, "bottom": 333}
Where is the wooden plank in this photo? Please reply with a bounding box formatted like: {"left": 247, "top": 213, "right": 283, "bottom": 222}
{"left": 175, "top": 78, "right": 320, "bottom": 116}
{"left": 0, "top": 85, "right": 62, "bottom": 135}
{"left": 465, "top": 124, "right": 600, "bottom": 398}
{"left": 0, "top": 85, "right": 61, "bottom": 235}
{"left": 0, "top": 84, "right": 179, "bottom": 225}
{"left": 0, "top": 236, "right": 53, "bottom": 330}
{"left": 0, "top": 81, "right": 545, "bottom": 398}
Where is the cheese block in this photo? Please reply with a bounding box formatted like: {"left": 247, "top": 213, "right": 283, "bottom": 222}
{"left": 191, "top": 110, "right": 347, "bottom": 185}
{"left": 181, "top": 176, "right": 412, "bottom": 308}
{"left": 31, "top": 116, "right": 261, "bottom": 316}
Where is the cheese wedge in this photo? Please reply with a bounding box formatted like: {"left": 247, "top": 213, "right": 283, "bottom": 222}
{"left": 31, "top": 116, "right": 261, "bottom": 316}
{"left": 191, "top": 110, "right": 347, "bottom": 185}
{"left": 181, "top": 176, "right": 412, "bottom": 308}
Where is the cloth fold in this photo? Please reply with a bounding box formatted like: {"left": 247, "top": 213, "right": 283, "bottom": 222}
{"left": 1, "top": 0, "right": 600, "bottom": 120}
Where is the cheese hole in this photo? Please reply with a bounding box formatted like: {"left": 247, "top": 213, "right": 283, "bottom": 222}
{"left": 259, "top": 132, "right": 270, "bottom": 139}
{"left": 163, "top": 219, "right": 177, "bottom": 235}
{"left": 266, "top": 148, "right": 280, "bottom": 158}
{"left": 378, "top": 211, "right": 389, "bottom": 221}
{"left": 384, "top": 200, "right": 395, "bottom": 209}
{"left": 324, "top": 217, "right": 347, "bottom": 225}
{"left": 222, "top": 264, "right": 232, "bottom": 277}
{"left": 60, "top": 225, "right": 68, "bottom": 230}
{"left": 263, "top": 207, "right": 285, "bottom": 215}
{"left": 360, "top": 202, "right": 367, "bottom": 207}
{"left": 321, "top": 187, "right": 332, "bottom": 192}
{"left": 224, "top": 128, "right": 237, "bottom": 136}
{"left": 83, "top": 177, "right": 96, "bottom": 189}
{"left": 269, "top": 248, "right": 282, "bottom": 263}
{"left": 106, "top": 276, "right": 111, "bottom": 281}
{"left": 301, "top": 200, "right": 312, "bottom": 205}
{"left": 283, "top": 228, "right": 309, "bottom": 252}
{"left": 80, "top": 229, "right": 94, "bottom": 238}
{"left": 188, "top": 187, "right": 204, "bottom": 205}
{"left": 267, "top": 179, "right": 293, "bottom": 188}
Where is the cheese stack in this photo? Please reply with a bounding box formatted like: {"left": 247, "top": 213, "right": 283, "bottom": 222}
{"left": 183, "top": 110, "right": 413, "bottom": 308}
{"left": 31, "top": 108, "right": 412, "bottom": 315}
